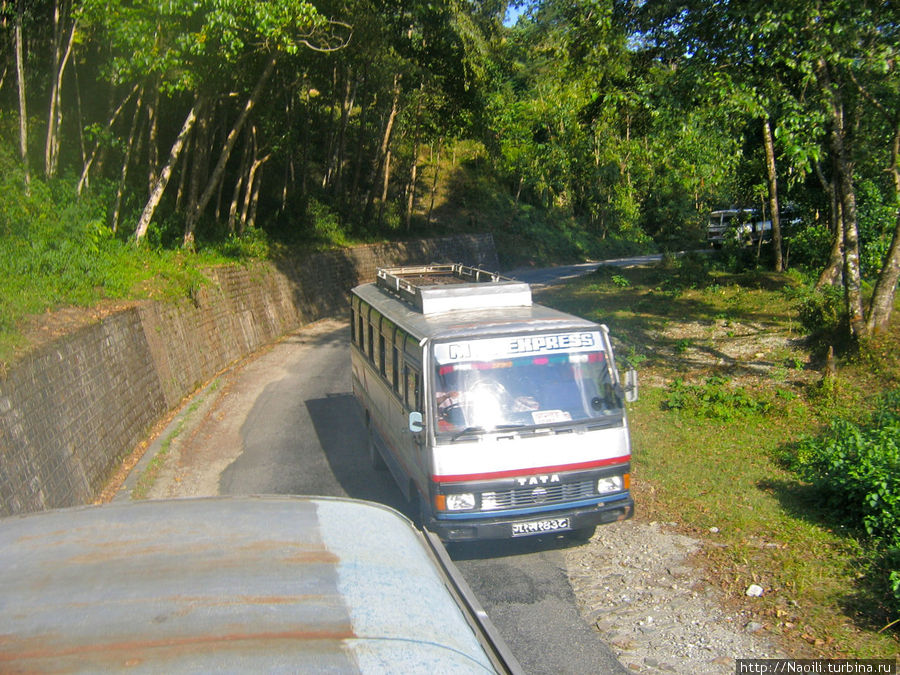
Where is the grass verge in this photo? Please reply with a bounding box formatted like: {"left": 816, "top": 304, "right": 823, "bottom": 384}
{"left": 539, "top": 259, "right": 900, "bottom": 659}
{"left": 130, "top": 382, "right": 218, "bottom": 499}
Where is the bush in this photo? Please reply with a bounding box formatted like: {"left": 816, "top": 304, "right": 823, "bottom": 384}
{"left": 795, "top": 284, "right": 851, "bottom": 356}
{"left": 788, "top": 390, "right": 900, "bottom": 545}
{"left": 790, "top": 222, "right": 832, "bottom": 272}
{"left": 663, "top": 376, "right": 772, "bottom": 421}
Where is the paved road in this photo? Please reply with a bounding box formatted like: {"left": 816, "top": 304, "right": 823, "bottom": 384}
{"left": 506, "top": 254, "right": 664, "bottom": 287}
{"left": 122, "top": 265, "right": 634, "bottom": 674}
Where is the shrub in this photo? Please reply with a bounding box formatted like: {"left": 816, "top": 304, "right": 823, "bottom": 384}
{"left": 788, "top": 390, "right": 900, "bottom": 545}
{"left": 663, "top": 376, "right": 772, "bottom": 421}
{"left": 795, "top": 284, "right": 851, "bottom": 356}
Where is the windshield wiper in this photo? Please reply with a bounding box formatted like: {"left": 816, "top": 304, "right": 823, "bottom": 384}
{"left": 450, "top": 423, "right": 527, "bottom": 441}
{"left": 451, "top": 426, "right": 485, "bottom": 441}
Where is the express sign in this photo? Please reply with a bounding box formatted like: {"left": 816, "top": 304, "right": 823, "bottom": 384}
{"left": 434, "top": 331, "right": 602, "bottom": 363}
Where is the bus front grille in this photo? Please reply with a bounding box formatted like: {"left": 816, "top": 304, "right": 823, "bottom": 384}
{"left": 481, "top": 479, "right": 596, "bottom": 510}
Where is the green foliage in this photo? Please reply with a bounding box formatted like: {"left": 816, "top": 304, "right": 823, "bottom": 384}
{"left": 305, "top": 199, "right": 351, "bottom": 248}
{"left": 786, "top": 390, "right": 900, "bottom": 551}
{"left": 0, "top": 147, "right": 232, "bottom": 363}
{"left": 856, "top": 179, "right": 896, "bottom": 282}
{"left": 664, "top": 376, "right": 772, "bottom": 421}
{"left": 789, "top": 222, "right": 832, "bottom": 272}
{"left": 215, "top": 228, "right": 272, "bottom": 260}
{"left": 795, "top": 284, "right": 851, "bottom": 355}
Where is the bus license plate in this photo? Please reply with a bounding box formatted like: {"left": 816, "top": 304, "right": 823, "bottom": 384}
{"left": 511, "top": 517, "right": 571, "bottom": 537}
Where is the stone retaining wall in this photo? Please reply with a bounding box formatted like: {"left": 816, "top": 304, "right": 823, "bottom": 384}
{"left": 0, "top": 234, "right": 498, "bottom": 516}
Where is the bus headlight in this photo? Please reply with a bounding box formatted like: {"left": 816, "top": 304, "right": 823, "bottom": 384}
{"left": 445, "top": 493, "right": 476, "bottom": 511}
{"left": 597, "top": 475, "right": 624, "bottom": 494}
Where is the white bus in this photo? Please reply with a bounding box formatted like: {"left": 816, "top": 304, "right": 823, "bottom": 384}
{"left": 350, "top": 264, "right": 636, "bottom": 542}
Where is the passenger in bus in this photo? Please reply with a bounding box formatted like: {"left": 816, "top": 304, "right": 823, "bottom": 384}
{"left": 436, "top": 389, "right": 462, "bottom": 430}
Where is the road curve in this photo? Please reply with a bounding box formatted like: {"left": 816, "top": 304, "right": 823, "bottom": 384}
{"left": 123, "top": 313, "right": 628, "bottom": 674}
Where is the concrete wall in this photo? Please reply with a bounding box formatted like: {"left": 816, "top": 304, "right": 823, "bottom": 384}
{"left": 0, "top": 234, "right": 498, "bottom": 516}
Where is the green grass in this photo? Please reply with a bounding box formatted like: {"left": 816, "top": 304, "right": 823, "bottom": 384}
{"left": 540, "top": 261, "right": 900, "bottom": 660}
{"left": 131, "top": 381, "right": 218, "bottom": 499}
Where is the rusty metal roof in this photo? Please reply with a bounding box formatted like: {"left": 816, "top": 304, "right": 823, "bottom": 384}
{"left": 0, "top": 496, "right": 518, "bottom": 673}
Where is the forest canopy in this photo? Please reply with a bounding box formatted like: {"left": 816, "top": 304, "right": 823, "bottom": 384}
{"left": 0, "top": 0, "right": 898, "bottom": 341}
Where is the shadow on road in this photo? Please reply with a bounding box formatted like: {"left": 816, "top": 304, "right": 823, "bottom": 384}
{"left": 304, "top": 393, "right": 407, "bottom": 514}
{"left": 447, "top": 531, "right": 585, "bottom": 561}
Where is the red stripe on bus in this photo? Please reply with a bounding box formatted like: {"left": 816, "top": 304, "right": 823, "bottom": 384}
{"left": 432, "top": 456, "right": 630, "bottom": 483}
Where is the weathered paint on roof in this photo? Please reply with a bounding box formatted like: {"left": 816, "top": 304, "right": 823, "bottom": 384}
{"left": 0, "top": 496, "right": 509, "bottom": 673}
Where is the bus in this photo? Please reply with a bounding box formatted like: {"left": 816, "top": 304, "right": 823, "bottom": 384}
{"left": 350, "top": 264, "right": 636, "bottom": 542}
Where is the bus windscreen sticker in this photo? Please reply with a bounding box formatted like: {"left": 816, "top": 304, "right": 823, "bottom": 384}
{"left": 434, "top": 331, "right": 602, "bottom": 363}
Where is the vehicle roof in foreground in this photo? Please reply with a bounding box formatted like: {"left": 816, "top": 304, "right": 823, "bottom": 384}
{"left": 0, "top": 495, "right": 519, "bottom": 673}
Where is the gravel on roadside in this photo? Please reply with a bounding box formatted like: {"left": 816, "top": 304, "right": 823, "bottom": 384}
{"left": 566, "top": 519, "right": 788, "bottom": 674}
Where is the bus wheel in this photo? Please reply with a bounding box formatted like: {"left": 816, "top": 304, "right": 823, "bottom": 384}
{"left": 411, "top": 492, "right": 428, "bottom": 530}
{"left": 367, "top": 425, "right": 386, "bottom": 470}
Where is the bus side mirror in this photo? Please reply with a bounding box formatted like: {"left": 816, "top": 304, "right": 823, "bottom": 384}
{"left": 409, "top": 411, "right": 424, "bottom": 433}
{"left": 624, "top": 368, "right": 638, "bottom": 403}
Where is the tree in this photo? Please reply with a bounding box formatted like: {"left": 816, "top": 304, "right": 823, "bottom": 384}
{"left": 623, "top": 0, "right": 900, "bottom": 340}
{"left": 14, "top": 0, "right": 29, "bottom": 186}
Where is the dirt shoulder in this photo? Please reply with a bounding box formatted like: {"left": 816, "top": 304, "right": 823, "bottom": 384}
{"left": 566, "top": 519, "right": 788, "bottom": 674}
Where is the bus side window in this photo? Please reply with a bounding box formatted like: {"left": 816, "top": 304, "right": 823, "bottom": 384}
{"left": 350, "top": 306, "right": 356, "bottom": 344}
{"left": 368, "top": 317, "right": 375, "bottom": 364}
{"left": 392, "top": 345, "right": 400, "bottom": 392}
{"left": 393, "top": 330, "right": 407, "bottom": 397}
{"left": 403, "top": 365, "right": 410, "bottom": 405}
{"left": 407, "top": 368, "right": 421, "bottom": 411}
{"left": 380, "top": 318, "right": 394, "bottom": 382}
{"left": 358, "top": 302, "right": 370, "bottom": 358}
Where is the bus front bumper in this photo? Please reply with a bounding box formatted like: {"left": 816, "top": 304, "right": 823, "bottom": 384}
{"left": 426, "top": 496, "right": 634, "bottom": 542}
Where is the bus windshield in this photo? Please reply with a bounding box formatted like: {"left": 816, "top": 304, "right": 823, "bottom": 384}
{"left": 432, "top": 334, "right": 622, "bottom": 435}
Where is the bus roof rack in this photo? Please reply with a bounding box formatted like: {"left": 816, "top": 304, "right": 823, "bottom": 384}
{"left": 376, "top": 264, "right": 532, "bottom": 315}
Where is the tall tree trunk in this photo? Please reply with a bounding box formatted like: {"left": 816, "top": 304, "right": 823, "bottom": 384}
{"left": 405, "top": 148, "right": 419, "bottom": 230}
{"left": 45, "top": 2, "right": 76, "bottom": 178}
{"left": 321, "top": 64, "right": 340, "bottom": 189}
{"left": 240, "top": 152, "right": 271, "bottom": 234}
{"left": 185, "top": 97, "right": 211, "bottom": 223}
{"left": 134, "top": 100, "right": 199, "bottom": 242}
{"left": 0, "top": 2, "right": 8, "bottom": 94}
{"left": 865, "top": 121, "right": 900, "bottom": 334}
{"left": 762, "top": 116, "right": 783, "bottom": 271}
{"left": 184, "top": 57, "right": 276, "bottom": 248}
{"left": 819, "top": 59, "right": 866, "bottom": 340}
{"left": 426, "top": 139, "right": 442, "bottom": 227}
{"left": 246, "top": 169, "right": 264, "bottom": 231}
{"left": 112, "top": 88, "right": 145, "bottom": 233}
{"left": 14, "top": 0, "right": 29, "bottom": 187}
{"left": 364, "top": 73, "right": 401, "bottom": 221}
{"left": 331, "top": 69, "right": 356, "bottom": 200}
{"left": 350, "top": 67, "right": 369, "bottom": 204}
{"left": 174, "top": 133, "right": 192, "bottom": 213}
{"left": 404, "top": 85, "right": 424, "bottom": 230}
{"left": 146, "top": 81, "right": 160, "bottom": 193}
{"left": 380, "top": 148, "right": 392, "bottom": 204}
{"left": 77, "top": 84, "right": 139, "bottom": 195}
{"left": 297, "top": 78, "right": 311, "bottom": 199}
{"left": 814, "top": 159, "right": 844, "bottom": 290}
{"left": 227, "top": 135, "right": 251, "bottom": 234}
